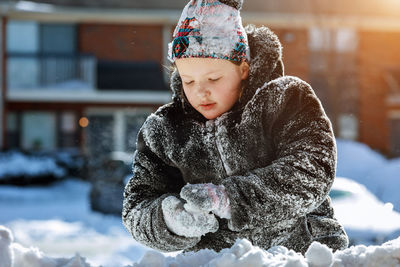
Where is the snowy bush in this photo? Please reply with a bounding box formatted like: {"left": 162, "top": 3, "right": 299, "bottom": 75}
{"left": 52, "top": 149, "right": 85, "bottom": 175}
{"left": 0, "top": 151, "right": 66, "bottom": 184}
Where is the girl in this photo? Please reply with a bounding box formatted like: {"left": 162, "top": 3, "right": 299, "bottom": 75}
{"left": 122, "top": 0, "right": 349, "bottom": 254}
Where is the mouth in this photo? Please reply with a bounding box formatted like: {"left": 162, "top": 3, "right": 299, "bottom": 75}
{"left": 199, "top": 103, "right": 216, "bottom": 110}
{"left": 200, "top": 103, "right": 216, "bottom": 110}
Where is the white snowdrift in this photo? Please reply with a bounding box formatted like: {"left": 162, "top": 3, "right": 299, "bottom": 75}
{"left": 1, "top": 225, "right": 400, "bottom": 267}
{"left": 332, "top": 177, "right": 400, "bottom": 233}
{"left": 0, "top": 225, "right": 90, "bottom": 267}
{"left": 132, "top": 237, "right": 400, "bottom": 267}
{"left": 336, "top": 139, "right": 400, "bottom": 212}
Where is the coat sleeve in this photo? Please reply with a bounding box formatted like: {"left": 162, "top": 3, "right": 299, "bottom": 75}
{"left": 222, "top": 76, "right": 337, "bottom": 232}
{"left": 122, "top": 119, "right": 200, "bottom": 252}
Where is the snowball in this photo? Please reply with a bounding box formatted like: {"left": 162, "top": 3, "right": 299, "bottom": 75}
{"left": 305, "top": 241, "right": 333, "bottom": 266}
{"left": 161, "top": 196, "right": 218, "bottom": 237}
{"left": 230, "top": 239, "right": 253, "bottom": 258}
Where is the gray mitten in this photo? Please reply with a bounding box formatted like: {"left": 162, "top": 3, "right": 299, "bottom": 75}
{"left": 161, "top": 196, "right": 219, "bottom": 238}
{"left": 180, "top": 183, "right": 231, "bottom": 219}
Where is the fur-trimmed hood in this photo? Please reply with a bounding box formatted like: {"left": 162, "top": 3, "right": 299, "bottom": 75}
{"left": 169, "top": 25, "right": 284, "bottom": 114}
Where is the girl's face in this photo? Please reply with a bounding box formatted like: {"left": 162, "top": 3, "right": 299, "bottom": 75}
{"left": 175, "top": 58, "right": 249, "bottom": 120}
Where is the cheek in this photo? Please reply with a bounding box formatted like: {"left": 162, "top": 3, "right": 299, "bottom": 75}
{"left": 182, "top": 87, "right": 196, "bottom": 103}
{"left": 220, "top": 80, "right": 241, "bottom": 97}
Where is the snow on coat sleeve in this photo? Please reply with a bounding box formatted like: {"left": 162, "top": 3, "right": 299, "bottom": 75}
{"left": 222, "top": 76, "right": 337, "bottom": 232}
{"left": 122, "top": 117, "right": 200, "bottom": 252}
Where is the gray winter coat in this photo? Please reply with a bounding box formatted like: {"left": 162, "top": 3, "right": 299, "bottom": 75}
{"left": 122, "top": 25, "right": 349, "bottom": 254}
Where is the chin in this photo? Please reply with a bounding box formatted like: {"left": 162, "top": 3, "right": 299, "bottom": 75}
{"left": 204, "top": 116, "right": 217, "bottom": 120}
{"left": 201, "top": 112, "right": 221, "bottom": 120}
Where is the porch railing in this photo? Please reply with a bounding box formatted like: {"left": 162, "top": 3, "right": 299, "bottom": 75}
{"left": 7, "top": 53, "right": 96, "bottom": 90}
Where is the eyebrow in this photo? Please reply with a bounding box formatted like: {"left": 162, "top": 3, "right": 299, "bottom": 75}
{"left": 180, "top": 71, "right": 222, "bottom": 78}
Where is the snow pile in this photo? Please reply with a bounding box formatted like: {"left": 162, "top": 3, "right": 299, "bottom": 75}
{"left": 333, "top": 237, "right": 400, "bottom": 267}
{"left": 0, "top": 179, "right": 150, "bottom": 266}
{"left": 337, "top": 139, "right": 400, "bottom": 212}
{"left": 3, "top": 224, "right": 400, "bottom": 267}
{"left": 336, "top": 139, "right": 386, "bottom": 180}
{"left": 131, "top": 237, "right": 400, "bottom": 267}
{"left": 0, "top": 226, "right": 13, "bottom": 267}
{"left": 0, "top": 225, "right": 90, "bottom": 267}
{"left": 0, "top": 151, "right": 65, "bottom": 181}
{"left": 332, "top": 177, "right": 400, "bottom": 233}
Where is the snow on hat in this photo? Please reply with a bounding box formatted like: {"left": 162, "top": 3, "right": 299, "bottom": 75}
{"left": 168, "top": 0, "right": 250, "bottom": 63}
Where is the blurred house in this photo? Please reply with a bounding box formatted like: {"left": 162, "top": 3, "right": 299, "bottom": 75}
{"left": 0, "top": 0, "right": 400, "bottom": 157}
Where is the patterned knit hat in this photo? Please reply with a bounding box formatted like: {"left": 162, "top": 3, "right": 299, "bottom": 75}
{"left": 168, "top": 0, "right": 250, "bottom": 63}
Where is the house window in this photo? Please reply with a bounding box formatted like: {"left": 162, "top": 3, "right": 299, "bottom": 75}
{"left": 40, "top": 24, "right": 76, "bottom": 54}
{"left": 85, "top": 109, "right": 151, "bottom": 156}
{"left": 308, "top": 27, "right": 359, "bottom": 136}
{"left": 7, "top": 21, "right": 40, "bottom": 89}
{"left": 7, "top": 21, "right": 39, "bottom": 53}
{"left": 60, "top": 112, "right": 79, "bottom": 148}
{"left": 386, "top": 67, "right": 400, "bottom": 97}
{"left": 86, "top": 114, "right": 114, "bottom": 155}
{"left": 97, "top": 60, "right": 168, "bottom": 91}
{"left": 335, "top": 28, "right": 358, "bottom": 53}
{"left": 125, "top": 113, "right": 150, "bottom": 152}
{"left": 38, "top": 24, "right": 90, "bottom": 88}
{"left": 338, "top": 114, "right": 358, "bottom": 140}
{"left": 7, "top": 21, "right": 94, "bottom": 90}
{"left": 6, "top": 112, "right": 20, "bottom": 149}
{"left": 308, "top": 27, "right": 357, "bottom": 53}
{"left": 390, "top": 118, "right": 400, "bottom": 157}
{"left": 21, "top": 112, "right": 56, "bottom": 150}
{"left": 308, "top": 27, "right": 333, "bottom": 52}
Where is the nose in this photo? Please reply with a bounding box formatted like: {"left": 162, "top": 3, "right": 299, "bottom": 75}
{"left": 195, "top": 82, "right": 211, "bottom": 98}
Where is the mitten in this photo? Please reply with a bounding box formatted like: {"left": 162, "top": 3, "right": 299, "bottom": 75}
{"left": 180, "top": 183, "right": 231, "bottom": 219}
{"left": 161, "top": 196, "right": 219, "bottom": 238}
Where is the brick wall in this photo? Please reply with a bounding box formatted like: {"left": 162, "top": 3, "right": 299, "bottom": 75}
{"left": 76, "top": 22, "right": 400, "bottom": 155}
{"left": 273, "top": 28, "right": 309, "bottom": 81}
{"left": 358, "top": 31, "right": 400, "bottom": 154}
{"left": 78, "top": 23, "right": 163, "bottom": 62}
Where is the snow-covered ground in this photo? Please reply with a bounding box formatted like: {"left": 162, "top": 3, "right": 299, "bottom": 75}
{"left": 0, "top": 139, "right": 400, "bottom": 266}
{"left": 336, "top": 139, "right": 400, "bottom": 212}
{"left": 331, "top": 177, "right": 400, "bottom": 245}
{"left": 0, "top": 179, "right": 153, "bottom": 266}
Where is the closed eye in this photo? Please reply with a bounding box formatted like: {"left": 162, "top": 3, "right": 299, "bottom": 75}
{"left": 184, "top": 81, "right": 194, "bottom": 85}
{"left": 209, "top": 77, "right": 221, "bottom": 82}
